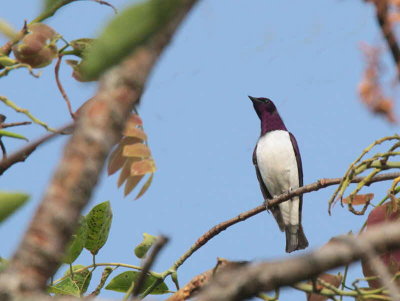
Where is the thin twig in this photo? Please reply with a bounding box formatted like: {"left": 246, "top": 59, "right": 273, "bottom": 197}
{"left": 55, "top": 55, "right": 75, "bottom": 119}
{"left": 92, "top": 0, "right": 118, "bottom": 14}
{"left": 0, "top": 121, "right": 32, "bottom": 128}
{"left": 328, "top": 135, "right": 400, "bottom": 212}
{"left": 129, "top": 236, "right": 169, "bottom": 300}
{"left": 0, "top": 123, "right": 73, "bottom": 175}
{"left": 0, "top": 138, "right": 6, "bottom": 159}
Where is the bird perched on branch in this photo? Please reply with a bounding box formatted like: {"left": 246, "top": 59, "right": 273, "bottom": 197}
{"left": 249, "top": 96, "right": 308, "bottom": 253}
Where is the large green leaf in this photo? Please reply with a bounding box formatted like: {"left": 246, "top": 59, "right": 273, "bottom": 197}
{"left": 0, "top": 192, "right": 29, "bottom": 223}
{"left": 105, "top": 271, "right": 169, "bottom": 295}
{"left": 84, "top": 201, "right": 112, "bottom": 255}
{"left": 48, "top": 277, "right": 80, "bottom": 297}
{"left": 63, "top": 217, "right": 88, "bottom": 264}
{"left": 82, "top": 0, "right": 183, "bottom": 79}
{"left": 134, "top": 233, "right": 157, "bottom": 258}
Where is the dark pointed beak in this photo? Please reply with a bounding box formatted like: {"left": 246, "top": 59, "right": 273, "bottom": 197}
{"left": 248, "top": 95, "right": 257, "bottom": 102}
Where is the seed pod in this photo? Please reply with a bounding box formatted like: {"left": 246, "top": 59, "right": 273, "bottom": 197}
{"left": 12, "top": 23, "right": 59, "bottom": 68}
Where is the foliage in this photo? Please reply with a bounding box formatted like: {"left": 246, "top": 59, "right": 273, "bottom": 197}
{"left": 108, "top": 114, "right": 156, "bottom": 199}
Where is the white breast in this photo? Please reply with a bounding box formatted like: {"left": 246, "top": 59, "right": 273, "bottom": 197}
{"left": 256, "top": 130, "right": 300, "bottom": 226}
{"left": 256, "top": 130, "right": 299, "bottom": 196}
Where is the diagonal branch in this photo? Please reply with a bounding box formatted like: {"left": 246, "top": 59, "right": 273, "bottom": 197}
{"left": 0, "top": 0, "right": 199, "bottom": 296}
{"left": 171, "top": 172, "right": 400, "bottom": 271}
{"left": 197, "top": 220, "right": 400, "bottom": 301}
{"left": 0, "top": 123, "right": 72, "bottom": 176}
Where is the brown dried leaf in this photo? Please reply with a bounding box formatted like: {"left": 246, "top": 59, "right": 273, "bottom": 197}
{"left": 121, "top": 136, "right": 142, "bottom": 146}
{"left": 358, "top": 43, "right": 396, "bottom": 123}
{"left": 342, "top": 193, "right": 374, "bottom": 205}
{"left": 124, "top": 175, "right": 144, "bottom": 196}
{"left": 108, "top": 137, "right": 144, "bottom": 176}
{"left": 131, "top": 159, "right": 156, "bottom": 176}
{"left": 107, "top": 113, "right": 155, "bottom": 199}
{"left": 388, "top": 11, "right": 400, "bottom": 24}
{"left": 118, "top": 158, "right": 138, "bottom": 187}
{"left": 123, "top": 126, "right": 147, "bottom": 140}
{"left": 373, "top": 98, "right": 396, "bottom": 123}
{"left": 126, "top": 114, "right": 143, "bottom": 127}
{"left": 135, "top": 174, "right": 154, "bottom": 200}
{"left": 123, "top": 143, "right": 151, "bottom": 158}
{"left": 108, "top": 145, "right": 124, "bottom": 175}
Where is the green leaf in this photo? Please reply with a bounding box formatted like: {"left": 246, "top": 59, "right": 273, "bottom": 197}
{"left": 0, "top": 130, "right": 28, "bottom": 141}
{"left": 48, "top": 277, "right": 80, "bottom": 297}
{"left": 171, "top": 271, "right": 179, "bottom": 290}
{"left": 63, "top": 265, "right": 92, "bottom": 294}
{"left": 63, "top": 217, "right": 88, "bottom": 264}
{"left": 84, "top": 201, "right": 113, "bottom": 255}
{"left": 134, "top": 233, "right": 157, "bottom": 258}
{"left": 0, "top": 257, "right": 8, "bottom": 272}
{"left": 0, "top": 55, "right": 17, "bottom": 67}
{"left": 0, "top": 192, "right": 29, "bottom": 223}
{"left": 41, "top": 0, "right": 75, "bottom": 15}
{"left": 105, "top": 271, "right": 169, "bottom": 294}
{"left": 82, "top": 0, "right": 183, "bottom": 79}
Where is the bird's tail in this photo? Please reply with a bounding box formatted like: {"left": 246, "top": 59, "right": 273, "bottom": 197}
{"left": 285, "top": 225, "right": 308, "bottom": 253}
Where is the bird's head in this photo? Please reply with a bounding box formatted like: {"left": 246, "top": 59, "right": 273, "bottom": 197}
{"left": 248, "top": 96, "right": 277, "bottom": 117}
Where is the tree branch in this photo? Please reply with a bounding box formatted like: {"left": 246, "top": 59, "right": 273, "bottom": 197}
{"left": 197, "top": 221, "right": 400, "bottom": 301}
{"left": 0, "top": 0, "right": 199, "bottom": 296}
{"left": 171, "top": 172, "right": 400, "bottom": 270}
{"left": 371, "top": 0, "right": 400, "bottom": 78}
{"left": 0, "top": 123, "right": 72, "bottom": 176}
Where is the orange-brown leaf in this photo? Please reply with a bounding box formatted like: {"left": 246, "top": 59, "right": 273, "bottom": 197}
{"left": 126, "top": 114, "right": 143, "bottom": 127}
{"left": 123, "top": 143, "right": 151, "bottom": 158}
{"left": 121, "top": 136, "right": 142, "bottom": 147}
{"left": 117, "top": 158, "right": 138, "bottom": 187}
{"left": 130, "top": 159, "right": 156, "bottom": 176}
{"left": 124, "top": 175, "right": 144, "bottom": 196}
{"left": 135, "top": 173, "right": 154, "bottom": 200}
{"left": 123, "top": 127, "right": 147, "bottom": 141}
{"left": 108, "top": 145, "right": 124, "bottom": 175}
{"left": 342, "top": 193, "right": 374, "bottom": 205}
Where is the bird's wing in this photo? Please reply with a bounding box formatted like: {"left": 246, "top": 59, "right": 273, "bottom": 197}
{"left": 253, "top": 145, "right": 285, "bottom": 231}
{"left": 289, "top": 132, "right": 304, "bottom": 221}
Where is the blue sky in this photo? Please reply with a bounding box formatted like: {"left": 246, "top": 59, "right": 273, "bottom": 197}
{"left": 1, "top": 0, "right": 398, "bottom": 299}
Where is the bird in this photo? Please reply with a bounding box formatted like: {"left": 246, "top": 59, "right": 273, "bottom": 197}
{"left": 249, "top": 96, "right": 308, "bottom": 253}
